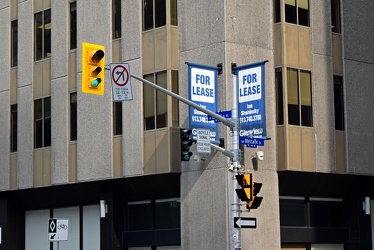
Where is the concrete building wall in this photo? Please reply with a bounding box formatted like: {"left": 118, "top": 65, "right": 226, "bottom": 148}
{"left": 342, "top": 0, "right": 374, "bottom": 175}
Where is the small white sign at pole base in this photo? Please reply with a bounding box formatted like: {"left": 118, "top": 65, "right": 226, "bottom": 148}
{"left": 196, "top": 129, "right": 211, "bottom": 153}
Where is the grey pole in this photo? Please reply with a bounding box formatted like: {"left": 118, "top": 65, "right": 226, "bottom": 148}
{"left": 231, "top": 75, "right": 241, "bottom": 249}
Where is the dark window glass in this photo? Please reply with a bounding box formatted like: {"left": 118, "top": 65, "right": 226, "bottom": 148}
{"left": 300, "top": 70, "right": 312, "bottom": 126}
{"left": 44, "top": 97, "right": 51, "bottom": 147}
{"left": 70, "top": 93, "right": 77, "bottom": 141}
{"left": 70, "top": 2, "right": 77, "bottom": 49}
{"left": 170, "top": 0, "right": 178, "bottom": 26}
{"left": 11, "top": 104, "right": 17, "bottom": 152}
{"left": 113, "top": 102, "right": 123, "bottom": 135}
{"left": 331, "top": 0, "right": 341, "bottom": 33}
{"left": 310, "top": 199, "right": 343, "bottom": 227}
{"left": 44, "top": 9, "right": 51, "bottom": 58}
{"left": 280, "top": 198, "right": 307, "bottom": 227}
{"left": 128, "top": 202, "right": 153, "bottom": 230}
{"left": 35, "top": 12, "right": 43, "bottom": 61}
{"left": 143, "top": 0, "right": 153, "bottom": 30}
{"left": 155, "top": 200, "right": 180, "bottom": 229}
{"left": 113, "top": 0, "right": 122, "bottom": 39}
{"left": 334, "top": 76, "right": 344, "bottom": 130}
{"left": 287, "top": 68, "right": 300, "bottom": 125}
{"left": 11, "top": 20, "right": 18, "bottom": 67}
{"left": 274, "top": 0, "right": 281, "bottom": 23}
{"left": 144, "top": 74, "right": 155, "bottom": 130}
{"left": 171, "top": 71, "right": 179, "bottom": 127}
{"left": 276, "top": 68, "right": 284, "bottom": 125}
{"left": 285, "top": 0, "right": 297, "bottom": 24}
{"left": 155, "top": 0, "right": 166, "bottom": 28}
{"left": 156, "top": 71, "right": 167, "bottom": 128}
{"left": 298, "top": 0, "right": 309, "bottom": 26}
{"left": 34, "top": 99, "right": 43, "bottom": 148}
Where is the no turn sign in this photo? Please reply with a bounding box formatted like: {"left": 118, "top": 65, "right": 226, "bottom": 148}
{"left": 110, "top": 63, "right": 133, "bottom": 101}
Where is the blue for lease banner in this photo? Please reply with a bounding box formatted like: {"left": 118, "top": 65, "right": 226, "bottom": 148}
{"left": 234, "top": 61, "right": 267, "bottom": 144}
{"left": 187, "top": 62, "right": 219, "bottom": 143}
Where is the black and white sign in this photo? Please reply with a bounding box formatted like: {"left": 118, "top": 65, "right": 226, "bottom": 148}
{"left": 48, "top": 218, "right": 69, "bottom": 241}
{"left": 110, "top": 63, "right": 133, "bottom": 101}
{"left": 196, "top": 129, "right": 211, "bottom": 153}
{"left": 234, "top": 217, "right": 256, "bottom": 229}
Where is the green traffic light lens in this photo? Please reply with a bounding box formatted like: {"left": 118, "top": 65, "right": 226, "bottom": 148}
{"left": 91, "top": 78, "right": 101, "bottom": 87}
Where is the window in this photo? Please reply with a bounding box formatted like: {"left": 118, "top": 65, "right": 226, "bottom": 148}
{"left": 70, "top": 93, "right": 77, "bottom": 141}
{"left": 331, "top": 0, "right": 341, "bottom": 33}
{"left": 10, "top": 104, "right": 17, "bottom": 152}
{"left": 275, "top": 68, "right": 284, "bottom": 125}
{"left": 280, "top": 196, "right": 343, "bottom": 228}
{"left": 127, "top": 199, "right": 180, "bottom": 231}
{"left": 287, "top": 68, "right": 312, "bottom": 126}
{"left": 170, "top": 0, "right": 178, "bottom": 26}
{"left": 34, "top": 97, "right": 51, "bottom": 148}
{"left": 35, "top": 9, "right": 51, "bottom": 61}
{"left": 113, "top": 102, "right": 123, "bottom": 135}
{"left": 143, "top": 71, "right": 167, "bottom": 130}
{"left": 274, "top": 0, "right": 281, "bottom": 23}
{"left": 334, "top": 76, "right": 344, "bottom": 130}
{"left": 113, "top": 0, "right": 122, "bottom": 39}
{"left": 70, "top": 2, "right": 77, "bottom": 50}
{"left": 284, "top": 0, "right": 309, "bottom": 26}
{"left": 11, "top": 20, "right": 18, "bottom": 67}
{"left": 171, "top": 71, "right": 179, "bottom": 127}
{"left": 143, "top": 0, "right": 167, "bottom": 31}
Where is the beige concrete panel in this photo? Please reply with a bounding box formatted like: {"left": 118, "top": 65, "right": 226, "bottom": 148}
{"left": 155, "top": 28, "right": 168, "bottom": 71}
{"left": 34, "top": 149, "right": 43, "bottom": 187}
{"left": 43, "top": 60, "right": 51, "bottom": 96}
{"left": 34, "top": 0, "right": 43, "bottom": 12}
{"left": 68, "top": 52, "right": 77, "bottom": 91}
{"left": 156, "top": 129, "right": 169, "bottom": 173}
{"left": 113, "top": 136, "right": 123, "bottom": 178}
{"left": 335, "top": 131, "right": 346, "bottom": 173}
{"left": 301, "top": 127, "right": 314, "bottom": 171}
{"left": 277, "top": 126, "right": 286, "bottom": 170}
{"left": 274, "top": 24, "right": 282, "bottom": 67}
{"left": 112, "top": 40, "right": 122, "bottom": 63}
{"left": 332, "top": 34, "right": 343, "bottom": 75}
{"left": 69, "top": 143, "right": 77, "bottom": 183}
{"left": 44, "top": 0, "right": 51, "bottom": 9}
{"left": 33, "top": 61, "right": 43, "bottom": 99}
{"left": 143, "top": 131, "right": 156, "bottom": 174}
{"left": 170, "top": 27, "right": 179, "bottom": 70}
{"left": 288, "top": 126, "right": 301, "bottom": 170}
{"left": 10, "top": 68, "right": 17, "bottom": 104}
{"left": 11, "top": 0, "right": 17, "bottom": 20}
{"left": 170, "top": 127, "right": 181, "bottom": 172}
{"left": 142, "top": 31, "right": 155, "bottom": 73}
{"left": 10, "top": 154, "right": 17, "bottom": 190}
{"left": 299, "top": 27, "right": 311, "bottom": 69}
{"left": 43, "top": 148, "right": 51, "bottom": 186}
{"left": 284, "top": 25, "right": 299, "bottom": 68}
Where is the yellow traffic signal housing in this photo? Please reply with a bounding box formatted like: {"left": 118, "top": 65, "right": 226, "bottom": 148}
{"left": 82, "top": 42, "right": 105, "bottom": 95}
{"left": 235, "top": 173, "right": 263, "bottom": 209}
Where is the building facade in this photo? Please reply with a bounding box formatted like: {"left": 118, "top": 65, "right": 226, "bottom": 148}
{"left": 0, "top": 0, "right": 374, "bottom": 249}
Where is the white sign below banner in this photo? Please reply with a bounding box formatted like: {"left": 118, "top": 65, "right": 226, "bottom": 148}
{"left": 196, "top": 129, "right": 211, "bottom": 153}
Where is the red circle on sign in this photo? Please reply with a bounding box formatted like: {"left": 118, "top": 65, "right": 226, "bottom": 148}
{"left": 112, "top": 65, "right": 129, "bottom": 87}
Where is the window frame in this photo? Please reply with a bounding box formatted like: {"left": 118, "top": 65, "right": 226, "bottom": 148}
{"left": 333, "top": 75, "right": 344, "bottom": 130}
{"left": 34, "top": 9, "right": 51, "bottom": 61}
{"left": 113, "top": 0, "right": 122, "bottom": 39}
{"left": 70, "top": 2, "right": 77, "bottom": 50}
{"left": 11, "top": 20, "right": 18, "bottom": 67}
{"left": 280, "top": 0, "right": 309, "bottom": 27}
{"left": 10, "top": 104, "right": 17, "bottom": 152}
{"left": 34, "top": 97, "right": 51, "bottom": 149}
{"left": 113, "top": 101, "right": 123, "bottom": 135}
{"left": 70, "top": 93, "right": 77, "bottom": 141}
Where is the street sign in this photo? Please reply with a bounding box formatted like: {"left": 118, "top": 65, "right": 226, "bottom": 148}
{"left": 48, "top": 218, "right": 69, "bottom": 241}
{"left": 208, "top": 110, "right": 232, "bottom": 122}
{"left": 196, "top": 129, "right": 211, "bottom": 153}
{"left": 110, "top": 63, "right": 133, "bottom": 101}
{"left": 187, "top": 62, "right": 220, "bottom": 143}
{"left": 239, "top": 137, "right": 265, "bottom": 148}
{"left": 234, "top": 217, "right": 256, "bottom": 229}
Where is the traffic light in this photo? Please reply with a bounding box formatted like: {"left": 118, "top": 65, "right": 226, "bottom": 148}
{"left": 82, "top": 42, "right": 105, "bottom": 95}
{"left": 235, "top": 173, "right": 263, "bottom": 210}
{"left": 180, "top": 128, "right": 193, "bottom": 161}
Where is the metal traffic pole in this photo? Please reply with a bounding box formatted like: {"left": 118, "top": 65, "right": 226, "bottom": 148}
{"left": 231, "top": 74, "right": 241, "bottom": 250}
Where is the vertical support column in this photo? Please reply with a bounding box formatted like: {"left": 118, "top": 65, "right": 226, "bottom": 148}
{"left": 231, "top": 75, "right": 241, "bottom": 249}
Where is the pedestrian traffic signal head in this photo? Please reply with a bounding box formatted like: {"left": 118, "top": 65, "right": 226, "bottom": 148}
{"left": 82, "top": 42, "right": 105, "bottom": 95}
{"left": 180, "top": 129, "right": 194, "bottom": 161}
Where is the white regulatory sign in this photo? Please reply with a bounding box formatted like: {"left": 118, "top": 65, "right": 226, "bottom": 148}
{"left": 110, "top": 63, "right": 133, "bottom": 101}
{"left": 196, "top": 129, "right": 211, "bottom": 153}
{"left": 48, "top": 218, "right": 69, "bottom": 241}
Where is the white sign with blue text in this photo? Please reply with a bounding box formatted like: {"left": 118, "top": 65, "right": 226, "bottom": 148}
{"left": 235, "top": 61, "right": 267, "bottom": 147}
{"left": 187, "top": 62, "right": 219, "bottom": 143}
